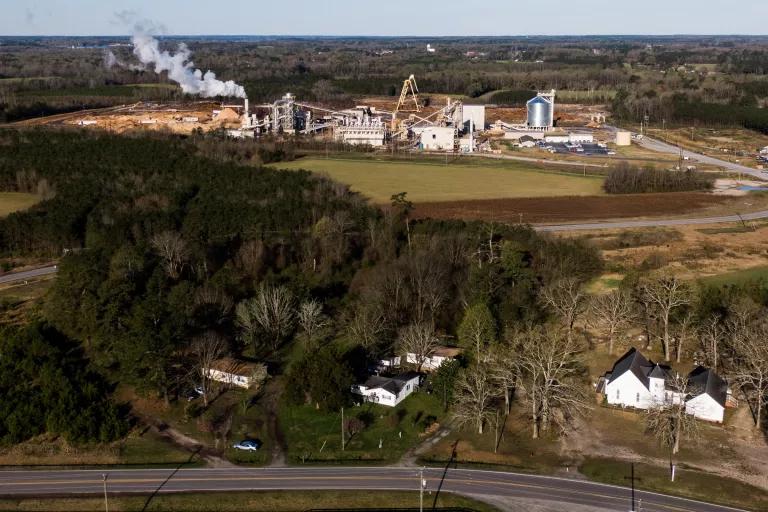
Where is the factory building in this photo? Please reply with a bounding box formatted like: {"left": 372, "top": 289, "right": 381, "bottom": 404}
{"left": 527, "top": 90, "right": 556, "bottom": 131}
{"left": 418, "top": 126, "right": 457, "bottom": 151}
{"left": 334, "top": 118, "right": 388, "bottom": 146}
{"left": 462, "top": 105, "right": 486, "bottom": 132}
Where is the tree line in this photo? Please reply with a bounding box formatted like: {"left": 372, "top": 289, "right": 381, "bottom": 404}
{"left": 603, "top": 162, "right": 715, "bottom": 194}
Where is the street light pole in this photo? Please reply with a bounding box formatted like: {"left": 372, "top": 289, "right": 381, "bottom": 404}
{"left": 102, "top": 473, "right": 109, "bottom": 512}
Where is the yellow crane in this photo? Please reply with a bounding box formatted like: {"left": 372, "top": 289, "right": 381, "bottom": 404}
{"left": 395, "top": 74, "right": 421, "bottom": 114}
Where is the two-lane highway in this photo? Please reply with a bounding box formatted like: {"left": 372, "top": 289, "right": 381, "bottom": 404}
{"left": 0, "top": 265, "right": 58, "bottom": 285}
{"left": 0, "top": 467, "right": 746, "bottom": 512}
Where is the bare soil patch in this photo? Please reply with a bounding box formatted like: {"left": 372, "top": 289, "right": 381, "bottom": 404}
{"left": 413, "top": 192, "right": 732, "bottom": 224}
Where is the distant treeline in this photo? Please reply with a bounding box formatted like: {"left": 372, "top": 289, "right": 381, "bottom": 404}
{"left": 603, "top": 162, "right": 715, "bottom": 194}
{"left": 671, "top": 96, "right": 768, "bottom": 135}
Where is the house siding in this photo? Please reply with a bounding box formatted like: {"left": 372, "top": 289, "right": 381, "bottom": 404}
{"left": 605, "top": 372, "right": 652, "bottom": 409}
{"left": 685, "top": 394, "right": 724, "bottom": 423}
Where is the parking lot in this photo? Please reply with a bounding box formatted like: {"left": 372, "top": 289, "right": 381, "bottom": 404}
{"left": 542, "top": 142, "right": 612, "bottom": 156}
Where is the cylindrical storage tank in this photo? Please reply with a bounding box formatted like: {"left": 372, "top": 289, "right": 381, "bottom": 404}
{"left": 527, "top": 96, "right": 552, "bottom": 129}
{"left": 616, "top": 130, "right": 632, "bottom": 146}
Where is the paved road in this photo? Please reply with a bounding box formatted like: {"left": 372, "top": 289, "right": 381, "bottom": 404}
{"left": 638, "top": 135, "right": 767, "bottom": 182}
{"left": 0, "top": 265, "right": 57, "bottom": 285}
{"left": 535, "top": 209, "right": 768, "bottom": 232}
{"left": 0, "top": 467, "right": 745, "bottom": 512}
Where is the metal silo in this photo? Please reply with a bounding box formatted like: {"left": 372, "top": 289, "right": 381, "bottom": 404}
{"left": 526, "top": 90, "right": 555, "bottom": 130}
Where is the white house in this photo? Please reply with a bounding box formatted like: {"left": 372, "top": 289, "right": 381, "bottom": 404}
{"left": 685, "top": 366, "right": 727, "bottom": 423}
{"left": 351, "top": 372, "right": 421, "bottom": 407}
{"left": 600, "top": 348, "right": 728, "bottom": 423}
{"left": 406, "top": 346, "right": 462, "bottom": 371}
{"left": 603, "top": 348, "right": 671, "bottom": 409}
{"left": 204, "top": 358, "right": 266, "bottom": 389}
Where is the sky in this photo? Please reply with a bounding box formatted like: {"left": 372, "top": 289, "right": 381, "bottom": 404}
{"left": 1, "top": 0, "right": 767, "bottom": 37}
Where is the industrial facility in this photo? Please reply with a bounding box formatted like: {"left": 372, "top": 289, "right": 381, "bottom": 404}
{"left": 61, "top": 78, "right": 622, "bottom": 157}
{"left": 227, "top": 75, "right": 485, "bottom": 153}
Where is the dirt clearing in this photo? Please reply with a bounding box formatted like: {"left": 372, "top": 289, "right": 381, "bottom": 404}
{"left": 413, "top": 192, "right": 738, "bottom": 224}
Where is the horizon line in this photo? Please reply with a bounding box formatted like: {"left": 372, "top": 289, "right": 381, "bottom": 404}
{"left": 2, "top": 33, "right": 768, "bottom": 38}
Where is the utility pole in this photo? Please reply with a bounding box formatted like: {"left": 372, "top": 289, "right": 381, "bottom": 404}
{"left": 341, "top": 407, "right": 345, "bottom": 451}
{"left": 623, "top": 463, "right": 641, "bottom": 512}
{"left": 102, "top": 473, "right": 109, "bottom": 512}
{"left": 419, "top": 467, "right": 426, "bottom": 512}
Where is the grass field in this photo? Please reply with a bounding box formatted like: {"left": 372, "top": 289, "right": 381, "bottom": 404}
{"left": 0, "top": 193, "right": 40, "bottom": 217}
{"left": 280, "top": 392, "right": 443, "bottom": 464}
{"left": 581, "top": 458, "right": 768, "bottom": 511}
{"left": 273, "top": 157, "right": 604, "bottom": 203}
{"left": 0, "top": 491, "right": 498, "bottom": 512}
{"left": 699, "top": 265, "right": 768, "bottom": 286}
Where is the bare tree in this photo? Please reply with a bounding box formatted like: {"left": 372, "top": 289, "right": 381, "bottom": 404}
{"left": 641, "top": 276, "right": 692, "bottom": 361}
{"left": 513, "top": 325, "right": 590, "bottom": 439}
{"left": 346, "top": 304, "right": 386, "bottom": 352}
{"left": 151, "top": 230, "right": 189, "bottom": 279}
{"left": 194, "top": 284, "right": 234, "bottom": 326}
{"left": 235, "top": 300, "right": 259, "bottom": 352}
{"left": 489, "top": 341, "right": 518, "bottom": 414}
{"left": 397, "top": 323, "right": 439, "bottom": 372}
{"left": 539, "top": 277, "right": 587, "bottom": 344}
{"left": 698, "top": 315, "right": 725, "bottom": 372}
{"left": 730, "top": 319, "right": 768, "bottom": 429}
{"left": 248, "top": 284, "right": 296, "bottom": 351}
{"left": 452, "top": 363, "right": 499, "bottom": 434}
{"left": 672, "top": 311, "right": 695, "bottom": 364}
{"left": 645, "top": 373, "right": 699, "bottom": 456}
{"left": 298, "top": 299, "right": 329, "bottom": 349}
{"left": 406, "top": 252, "right": 448, "bottom": 325}
{"left": 191, "top": 332, "right": 227, "bottom": 406}
{"left": 589, "top": 290, "right": 635, "bottom": 355}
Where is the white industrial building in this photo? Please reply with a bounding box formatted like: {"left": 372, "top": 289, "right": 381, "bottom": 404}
{"left": 568, "top": 132, "right": 594, "bottom": 144}
{"left": 503, "top": 130, "right": 544, "bottom": 141}
{"left": 616, "top": 131, "right": 632, "bottom": 146}
{"left": 418, "top": 126, "right": 457, "bottom": 151}
{"left": 334, "top": 118, "right": 388, "bottom": 146}
{"left": 462, "top": 105, "right": 486, "bottom": 132}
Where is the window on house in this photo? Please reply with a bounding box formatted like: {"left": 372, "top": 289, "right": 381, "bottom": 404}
{"left": 616, "top": 390, "right": 620, "bottom": 399}
{"left": 636, "top": 392, "right": 640, "bottom": 403}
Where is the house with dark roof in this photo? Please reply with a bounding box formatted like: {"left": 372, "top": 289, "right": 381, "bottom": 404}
{"left": 685, "top": 366, "right": 728, "bottom": 423}
{"left": 351, "top": 372, "right": 421, "bottom": 407}
{"left": 603, "top": 348, "right": 672, "bottom": 409}
{"left": 600, "top": 348, "right": 729, "bottom": 423}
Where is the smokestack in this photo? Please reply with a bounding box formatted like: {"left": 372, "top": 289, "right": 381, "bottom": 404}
{"left": 243, "top": 97, "right": 250, "bottom": 128}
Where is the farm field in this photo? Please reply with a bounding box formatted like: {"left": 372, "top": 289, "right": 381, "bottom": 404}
{"left": 412, "top": 192, "right": 733, "bottom": 224}
{"left": 272, "top": 157, "right": 604, "bottom": 203}
{"left": 0, "top": 192, "right": 40, "bottom": 217}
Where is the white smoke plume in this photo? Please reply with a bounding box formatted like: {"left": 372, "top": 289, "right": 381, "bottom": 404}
{"left": 129, "top": 26, "right": 246, "bottom": 99}
{"left": 107, "top": 13, "right": 246, "bottom": 99}
{"left": 103, "top": 50, "right": 145, "bottom": 72}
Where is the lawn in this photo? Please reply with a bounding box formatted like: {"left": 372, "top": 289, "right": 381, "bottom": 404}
{"left": 0, "top": 192, "right": 40, "bottom": 217}
{"left": 0, "top": 491, "right": 498, "bottom": 512}
{"left": 272, "top": 157, "right": 604, "bottom": 203}
{"left": 580, "top": 458, "right": 768, "bottom": 511}
{"left": 280, "top": 391, "right": 443, "bottom": 464}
